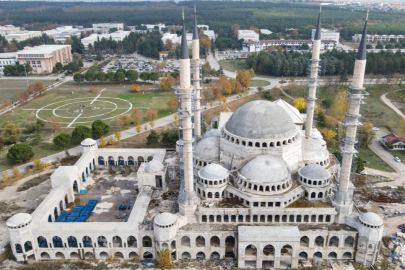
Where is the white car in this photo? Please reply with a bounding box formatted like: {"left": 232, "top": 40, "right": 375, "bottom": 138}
{"left": 359, "top": 170, "right": 368, "bottom": 175}
{"left": 395, "top": 157, "right": 401, "bottom": 163}
{"left": 372, "top": 127, "right": 380, "bottom": 131}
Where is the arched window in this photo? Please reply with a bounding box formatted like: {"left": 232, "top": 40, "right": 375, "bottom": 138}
{"left": 210, "top": 236, "right": 220, "bottom": 247}
{"left": 196, "top": 236, "right": 205, "bottom": 247}
{"left": 181, "top": 236, "right": 190, "bottom": 247}
{"left": 113, "top": 236, "right": 122, "bottom": 247}
{"left": 142, "top": 236, "right": 152, "bottom": 247}
{"left": 245, "top": 244, "right": 257, "bottom": 256}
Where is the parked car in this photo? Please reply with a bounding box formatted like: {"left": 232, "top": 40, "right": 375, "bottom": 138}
{"left": 395, "top": 157, "right": 401, "bottom": 163}
{"left": 359, "top": 170, "right": 368, "bottom": 175}
{"left": 372, "top": 127, "right": 380, "bottom": 131}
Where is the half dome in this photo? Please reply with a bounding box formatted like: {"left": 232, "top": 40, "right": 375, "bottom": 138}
{"left": 225, "top": 100, "right": 297, "bottom": 140}
{"left": 240, "top": 155, "right": 290, "bottom": 184}
{"left": 194, "top": 137, "right": 220, "bottom": 162}
{"left": 145, "top": 160, "right": 164, "bottom": 173}
{"left": 199, "top": 163, "right": 228, "bottom": 180}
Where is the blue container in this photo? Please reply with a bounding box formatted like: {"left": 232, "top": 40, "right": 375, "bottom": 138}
{"left": 393, "top": 251, "right": 398, "bottom": 257}
{"left": 386, "top": 254, "right": 392, "bottom": 257}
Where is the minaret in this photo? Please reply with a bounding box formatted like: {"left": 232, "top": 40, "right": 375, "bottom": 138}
{"left": 192, "top": 5, "right": 202, "bottom": 138}
{"left": 334, "top": 12, "right": 369, "bottom": 223}
{"left": 305, "top": 6, "right": 322, "bottom": 137}
{"left": 177, "top": 10, "right": 199, "bottom": 219}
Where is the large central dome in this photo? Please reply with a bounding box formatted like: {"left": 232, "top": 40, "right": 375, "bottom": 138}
{"left": 225, "top": 100, "right": 297, "bottom": 140}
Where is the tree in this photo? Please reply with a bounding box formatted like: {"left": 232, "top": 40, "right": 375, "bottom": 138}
{"left": 159, "top": 76, "right": 176, "bottom": 90}
{"left": 65, "top": 61, "right": 80, "bottom": 73}
{"left": 53, "top": 133, "right": 72, "bottom": 148}
{"left": 360, "top": 122, "right": 376, "bottom": 147}
{"left": 146, "top": 130, "right": 161, "bottom": 145}
{"left": 157, "top": 248, "right": 173, "bottom": 269}
{"left": 115, "top": 71, "right": 125, "bottom": 84}
{"left": 7, "top": 144, "right": 34, "bottom": 163}
{"left": 149, "top": 72, "right": 159, "bottom": 83}
{"left": 131, "top": 109, "right": 143, "bottom": 125}
{"left": 131, "top": 84, "right": 141, "bottom": 92}
{"left": 85, "top": 70, "right": 96, "bottom": 84}
{"left": 302, "top": 43, "right": 309, "bottom": 50}
{"left": 200, "top": 36, "right": 212, "bottom": 50}
{"left": 136, "top": 125, "right": 142, "bottom": 133}
{"left": 48, "top": 116, "right": 62, "bottom": 131}
{"left": 106, "top": 72, "right": 115, "bottom": 83}
{"left": 1, "top": 122, "right": 21, "bottom": 143}
{"left": 55, "top": 62, "right": 63, "bottom": 71}
{"left": 167, "top": 97, "right": 178, "bottom": 113}
{"left": 292, "top": 98, "right": 306, "bottom": 112}
{"left": 150, "top": 121, "right": 155, "bottom": 129}
{"left": 89, "top": 87, "right": 97, "bottom": 93}
{"left": 140, "top": 72, "right": 150, "bottom": 82}
{"left": 100, "top": 136, "right": 107, "bottom": 147}
{"left": 33, "top": 158, "right": 45, "bottom": 170}
{"left": 147, "top": 109, "right": 158, "bottom": 121}
{"left": 72, "top": 125, "right": 92, "bottom": 143}
{"left": 126, "top": 70, "right": 138, "bottom": 83}
{"left": 92, "top": 120, "right": 110, "bottom": 139}
{"left": 236, "top": 70, "right": 252, "bottom": 89}
{"left": 97, "top": 71, "right": 106, "bottom": 84}
{"left": 115, "top": 131, "right": 122, "bottom": 140}
{"left": 331, "top": 91, "right": 348, "bottom": 121}
{"left": 73, "top": 73, "right": 84, "bottom": 84}
{"left": 107, "top": 137, "right": 115, "bottom": 145}
{"left": 357, "top": 156, "right": 365, "bottom": 173}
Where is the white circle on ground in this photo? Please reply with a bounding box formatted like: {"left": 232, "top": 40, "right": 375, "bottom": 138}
{"left": 36, "top": 97, "right": 132, "bottom": 125}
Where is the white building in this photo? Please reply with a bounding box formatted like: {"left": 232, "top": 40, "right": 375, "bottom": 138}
{"left": 92, "top": 23, "right": 124, "bottom": 31}
{"left": 81, "top": 31, "right": 130, "bottom": 49}
{"left": 5, "top": 31, "right": 42, "bottom": 42}
{"left": 0, "top": 25, "right": 21, "bottom": 36}
{"left": 0, "top": 53, "right": 17, "bottom": 69}
{"left": 260, "top": 29, "right": 273, "bottom": 35}
{"left": 141, "top": 23, "right": 165, "bottom": 32}
{"left": 352, "top": 34, "right": 405, "bottom": 43}
{"left": 161, "top": 33, "right": 181, "bottom": 45}
{"left": 311, "top": 28, "right": 340, "bottom": 46}
{"left": 16, "top": 45, "right": 72, "bottom": 74}
{"left": 243, "top": 39, "right": 337, "bottom": 52}
{"left": 203, "top": 30, "right": 216, "bottom": 41}
{"left": 43, "top": 26, "right": 82, "bottom": 43}
{"left": 237, "top": 30, "right": 259, "bottom": 41}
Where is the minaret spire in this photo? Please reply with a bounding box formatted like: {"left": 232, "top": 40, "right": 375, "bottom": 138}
{"left": 333, "top": 13, "right": 369, "bottom": 223}
{"left": 191, "top": 5, "right": 202, "bottom": 138}
{"left": 304, "top": 9, "right": 322, "bottom": 137}
{"left": 193, "top": 5, "right": 198, "bottom": 40}
{"left": 180, "top": 9, "right": 189, "bottom": 60}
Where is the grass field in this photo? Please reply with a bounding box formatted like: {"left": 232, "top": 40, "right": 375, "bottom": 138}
{"left": 218, "top": 59, "right": 248, "bottom": 72}
{"left": 250, "top": 80, "right": 270, "bottom": 88}
{"left": 0, "top": 80, "right": 55, "bottom": 103}
{"left": 359, "top": 148, "right": 395, "bottom": 173}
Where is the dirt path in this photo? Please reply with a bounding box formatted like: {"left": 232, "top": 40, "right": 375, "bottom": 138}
{"left": 381, "top": 92, "right": 405, "bottom": 119}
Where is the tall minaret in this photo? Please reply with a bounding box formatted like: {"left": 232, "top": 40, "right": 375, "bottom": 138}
{"left": 192, "top": 5, "right": 202, "bottom": 138}
{"left": 334, "top": 12, "right": 369, "bottom": 223}
{"left": 178, "top": 10, "right": 199, "bottom": 220}
{"left": 305, "top": 6, "right": 322, "bottom": 137}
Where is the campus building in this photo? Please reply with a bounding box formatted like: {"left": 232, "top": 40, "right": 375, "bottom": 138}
{"left": 7, "top": 10, "right": 383, "bottom": 269}
{"left": 0, "top": 25, "right": 21, "bottom": 36}
{"left": 0, "top": 53, "right": 17, "bottom": 69}
{"left": 81, "top": 31, "right": 131, "bottom": 49}
{"left": 16, "top": 45, "right": 72, "bottom": 74}
{"left": 311, "top": 28, "right": 340, "bottom": 46}
{"left": 5, "top": 31, "right": 42, "bottom": 42}
{"left": 352, "top": 34, "right": 405, "bottom": 43}
{"left": 237, "top": 30, "right": 260, "bottom": 42}
{"left": 43, "top": 26, "right": 82, "bottom": 44}
{"left": 243, "top": 39, "right": 337, "bottom": 52}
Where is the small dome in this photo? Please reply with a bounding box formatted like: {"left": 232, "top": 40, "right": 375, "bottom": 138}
{"left": 199, "top": 163, "right": 228, "bottom": 180}
{"left": 299, "top": 164, "right": 330, "bottom": 180}
{"left": 7, "top": 213, "right": 32, "bottom": 227}
{"left": 154, "top": 212, "right": 177, "bottom": 226}
{"left": 240, "top": 155, "right": 290, "bottom": 184}
{"left": 204, "top": 129, "right": 221, "bottom": 138}
{"left": 145, "top": 160, "right": 164, "bottom": 173}
{"left": 302, "top": 137, "right": 329, "bottom": 162}
{"left": 359, "top": 212, "right": 383, "bottom": 227}
{"left": 225, "top": 100, "right": 297, "bottom": 140}
{"left": 81, "top": 138, "right": 96, "bottom": 146}
{"left": 194, "top": 137, "right": 220, "bottom": 162}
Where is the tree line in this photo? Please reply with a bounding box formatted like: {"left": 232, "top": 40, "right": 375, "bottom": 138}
{"left": 74, "top": 69, "right": 159, "bottom": 84}
{"left": 246, "top": 49, "right": 405, "bottom": 77}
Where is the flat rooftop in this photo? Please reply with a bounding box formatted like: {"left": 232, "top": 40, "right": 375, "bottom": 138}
{"left": 17, "top": 45, "right": 70, "bottom": 54}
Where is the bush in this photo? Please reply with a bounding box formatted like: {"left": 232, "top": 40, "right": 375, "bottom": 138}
{"left": 91, "top": 120, "right": 110, "bottom": 139}
{"left": 72, "top": 126, "right": 92, "bottom": 143}
{"left": 53, "top": 133, "right": 72, "bottom": 148}
{"left": 7, "top": 144, "right": 34, "bottom": 163}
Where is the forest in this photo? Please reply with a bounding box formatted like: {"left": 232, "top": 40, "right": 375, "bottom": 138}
{"left": 0, "top": 1, "right": 404, "bottom": 41}
{"left": 246, "top": 49, "right": 405, "bottom": 77}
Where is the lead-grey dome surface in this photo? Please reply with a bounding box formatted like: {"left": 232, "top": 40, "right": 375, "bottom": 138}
{"left": 302, "top": 137, "right": 328, "bottom": 161}
{"left": 145, "top": 160, "right": 164, "bottom": 173}
{"left": 194, "top": 137, "right": 220, "bottom": 161}
{"left": 199, "top": 163, "right": 228, "bottom": 180}
{"left": 359, "top": 212, "right": 383, "bottom": 227}
{"left": 299, "top": 164, "right": 330, "bottom": 180}
{"left": 225, "top": 100, "right": 297, "bottom": 140}
{"left": 240, "top": 155, "right": 290, "bottom": 184}
{"left": 204, "top": 129, "right": 221, "bottom": 138}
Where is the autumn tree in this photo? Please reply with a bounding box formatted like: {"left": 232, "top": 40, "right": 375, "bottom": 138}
{"left": 131, "top": 84, "right": 141, "bottom": 92}
{"left": 136, "top": 125, "right": 142, "bottom": 133}
{"left": 200, "top": 36, "right": 211, "bottom": 50}
{"left": 150, "top": 121, "right": 155, "bottom": 129}
{"left": 89, "top": 87, "right": 97, "bottom": 93}
{"left": 236, "top": 70, "right": 252, "bottom": 89}
{"left": 48, "top": 116, "right": 62, "bottom": 131}
{"left": 160, "top": 76, "right": 176, "bottom": 90}
{"left": 218, "top": 76, "right": 232, "bottom": 95}
{"left": 1, "top": 122, "right": 21, "bottom": 143}
{"left": 147, "top": 109, "right": 158, "bottom": 121}
{"left": 249, "top": 26, "right": 259, "bottom": 34}
{"left": 167, "top": 97, "right": 178, "bottom": 113}
{"left": 157, "top": 248, "right": 173, "bottom": 269}
{"left": 360, "top": 122, "right": 376, "bottom": 147}
{"left": 100, "top": 136, "right": 107, "bottom": 147}
{"left": 107, "top": 137, "right": 115, "bottom": 145}
{"left": 292, "top": 98, "right": 306, "bottom": 113}
{"left": 131, "top": 109, "right": 143, "bottom": 125}
{"left": 232, "top": 24, "right": 240, "bottom": 36}
{"left": 331, "top": 91, "right": 349, "bottom": 122}
{"left": 115, "top": 131, "right": 122, "bottom": 140}
{"left": 324, "top": 116, "right": 338, "bottom": 129}
{"left": 165, "top": 39, "right": 174, "bottom": 51}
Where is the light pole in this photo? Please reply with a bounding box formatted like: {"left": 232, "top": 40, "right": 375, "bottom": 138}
{"left": 23, "top": 64, "right": 29, "bottom": 87}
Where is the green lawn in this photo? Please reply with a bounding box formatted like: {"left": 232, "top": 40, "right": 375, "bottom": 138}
{"left": 359, "top": 148, "right": 395, "bottom": 173}
{"left": 0, "top": 80, "right": 55, "bottom": 103}
{"left": 250, "top": 80, "right": 270, "bottom": 88}
{"left": 218, "top": 59, "right": 248, "bottom": 72}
